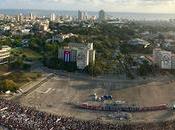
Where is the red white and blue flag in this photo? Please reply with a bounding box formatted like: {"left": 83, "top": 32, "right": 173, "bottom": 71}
{"left": 64, "top": 50, "right": 71, "bottom": 62}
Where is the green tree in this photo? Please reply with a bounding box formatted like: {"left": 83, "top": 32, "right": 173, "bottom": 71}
{"left": 138, "top": 60, "right": 153, "bottom": 76}
{"left": 0, "top": 80, "right": 19, "bottom": 92}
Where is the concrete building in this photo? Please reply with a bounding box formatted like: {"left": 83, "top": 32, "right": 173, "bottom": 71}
{"left": 78, "top": 10, "right": 88, "bottom": 21}
{"left": 0, "top": 46, "right": 11, "bottom": 65}
{"left": 128, "top": 38, "right": 151, "bottom": 48}
{"left": 50, "top": 13, "right": 56, "bottom": 21}
{"left": 55, "top": 33, "right": 78, "bottom": 42}
{"left": 99, "top": 10, "right": 106, "bottom": 21}
{"left": 153, "top": 48, "right": 172, "bottom": 69}
{"left": 78, "top": 10, "right": 83, "bottom": 21}
{"left": 58, "top": 43, "right": 96, "bottom": 69}
{"left": 29, "top": 13, "right": 33, "bottom": 20}
{"left": 21, "top": 29, "right": 30, "bottom": 34}
{"left": 39, "top": 23, "right": 49, "bottom": 31}
{"left": 171, "top": 54, "right": 175, "bottom": 69}
{"left": 46, "top": 33, "right": 78, "bottom": 43}
{"left": 16, "top": 13, "right": 24, "bottom": 22}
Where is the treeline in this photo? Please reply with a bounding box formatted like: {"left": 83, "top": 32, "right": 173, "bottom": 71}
{"left": 0, "top": 80, "right": 19, "bottom": 92}
{"left": 0, "top": 22, "right": 160, "bottom": 77}
{"left": 0, "top": 72, "right": 41, "bottom": 92}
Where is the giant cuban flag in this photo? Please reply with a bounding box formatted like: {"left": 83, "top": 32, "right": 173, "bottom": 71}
{"left": 64, "top": 50, "right": 71, "bottom": 62}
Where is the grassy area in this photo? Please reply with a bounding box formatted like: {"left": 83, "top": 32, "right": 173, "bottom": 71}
{"left": 12, "top": 48, "right": 43, "bottom": 61}
{"left": 0, "top": 64, "right": 9, "bottom": 75}
{"left": 0, "top": 71, "right": 42, "bottom": 87}
{"left": 22, "top": 48, "right": 42, "bottom": 60}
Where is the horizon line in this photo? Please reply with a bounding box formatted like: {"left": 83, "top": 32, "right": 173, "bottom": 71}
{"left": 0, "top": 8, "right": 175, "bottom": 15}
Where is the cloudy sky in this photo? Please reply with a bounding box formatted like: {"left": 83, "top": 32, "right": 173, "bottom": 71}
{"left": 0, "top": 0, "right": 175, "bottom": 13}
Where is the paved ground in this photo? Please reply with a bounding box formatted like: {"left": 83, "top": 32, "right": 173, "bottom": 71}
{"left": 19, "top": 71, "right": 175, "bottom": 123}
{"left": 20, "top": 75, "right": 105, "bottom": 121}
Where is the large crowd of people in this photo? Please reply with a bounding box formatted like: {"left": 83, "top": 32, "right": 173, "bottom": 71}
{"left": 0, "top": 99, "right": 175, "bottom": 130}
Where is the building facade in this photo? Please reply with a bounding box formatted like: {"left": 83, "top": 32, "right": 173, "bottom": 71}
{"left": 78, "top": 10, "right": 88, "bottom": 21}
{"left": 171, "top": 54, "right": 175, "bottom": 69}
{"left": 29, "top": 13, "right": 33, "bottom": 20}
{"left": 58, "top": 43, "right": 96, "bottom": 69}
{"left": 153, "top": 48, "right": 173, "bottom": 69}
{"left": 99, "top": 10, "right": 106, "bottom": 21}
{"left": 50, "top": 13, "right": 56, "bottom": 21}
{"left": 0, "top": 46, "right": 11, "bottom": 65}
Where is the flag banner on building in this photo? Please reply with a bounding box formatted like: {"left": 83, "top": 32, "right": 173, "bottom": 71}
{"left": 161, "top": 51, "right": 172, "bottom": 69}
{"left": 64, "top": 50, "right": 71, "bottom": 62}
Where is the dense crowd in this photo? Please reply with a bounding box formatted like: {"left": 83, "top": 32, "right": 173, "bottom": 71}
{"left": 0, "top": 99, "right": 175, "bottom": 130}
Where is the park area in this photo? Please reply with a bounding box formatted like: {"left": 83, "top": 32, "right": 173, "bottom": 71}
{"left": 12, "top": 48, "right": 42, "bottom": 61}
{"left": 0, "top": 47, "right": 43, "bottom": 93}
{"left": 0, "top": 71, "right": 41, "bottom": 92}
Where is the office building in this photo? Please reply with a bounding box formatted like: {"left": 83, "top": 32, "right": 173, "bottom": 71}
{"left": 29, "top": 13, "right": 33, "bottom": 20}
{"left": 99, "top": 10, "right": 106, "bottom": 21}
{"left": 153, "top": 48, "right": 172, "bottom": 69}
{"left": 128, "top": 38, "right": 151, "bottom": 48}
{"left": 0, "top": 46, "right": 11, "bottom": 65}
{"left": 58, "top": 43, "right": 96, "bottom": 69}
{"left": 78, "top": 10, "right": 88, "bottom": 21}
{"left": 16, "top": 13, "right": 24, "bottom": 22}
{"left": 50, "top": 13, "right": 56, "bottom": 21}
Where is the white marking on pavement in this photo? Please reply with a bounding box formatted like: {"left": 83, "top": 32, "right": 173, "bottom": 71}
{"left": 36, "top": 88, "right": 52, "bottom": 94}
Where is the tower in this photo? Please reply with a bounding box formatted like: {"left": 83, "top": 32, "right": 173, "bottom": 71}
{"left": 30, "top": 12, "right": 33, "bottom": 20}
{"left": 50, "top": 13, "right": 56, "bottom": 21}
{"left": 99, "top": 10, "right": 106, "bottom": 21}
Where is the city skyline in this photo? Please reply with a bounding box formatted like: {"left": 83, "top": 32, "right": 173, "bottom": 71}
{"left": 0, "top": 0, "right": 175, "bottom": 14}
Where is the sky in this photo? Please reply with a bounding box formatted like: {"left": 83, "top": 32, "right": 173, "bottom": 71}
{"left": 0, "top": 0, "right": 175, "bottom": 13}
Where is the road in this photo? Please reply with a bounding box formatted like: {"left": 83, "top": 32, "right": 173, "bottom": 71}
{"left": 39, "top": 67, "right": 174, "bottom": 86}
{"left": 31, "top": 61, "right": 175, "bottom": 84}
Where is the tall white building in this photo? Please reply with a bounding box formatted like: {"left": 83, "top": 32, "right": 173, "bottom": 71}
{"left": 78, "top": 10, "right": 88, "bottom": 21}
{"left": 16, "top": 13, "right": 23, "bottom": 22}
{"left": 99, "top": 10, "right": 106, "bottom": 21}
{"left": 29, "top": 12, "right": 33, "bottom": 20}
{"left": 50, "top": 13, "right": 56, "bottom": 21}
{"left": 78, "top": 10, "right": 83, "bottom": 21}
{"left": 0, "top": 46, "right": 11, "bottom": 65}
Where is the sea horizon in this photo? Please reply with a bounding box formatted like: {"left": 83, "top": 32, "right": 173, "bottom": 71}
{"left": 0, "top": 9, "right": 175, "bottom": 21}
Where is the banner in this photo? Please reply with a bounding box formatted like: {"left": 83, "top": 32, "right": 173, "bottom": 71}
{"left": 64, "top": 50, "right": 71, "bottom": 62}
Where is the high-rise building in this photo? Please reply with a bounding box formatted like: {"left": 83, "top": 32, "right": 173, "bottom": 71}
{"left": 0, "top": 46, "right": 11, "bottom": 65}
{"left": 99, "top": 10, "right": 106, "bottom": 21}
{"left": 50, "top": 13, "right": 56, "bottom": 21}
{"left": 29, "top": 13, "right": 33, "bottom": 20}
{"left": 78, "top": 10, "right": 88, "bottom": 21}
{"left": 78, "top": 10, "right": 83, "bottom": 21}
{"left": 40, "top": 23, "right": 49, "bottom": 31}
{"left": 16, "top": 13, "right": 23, "bottom": 22}
{"left": 16, "top": 15, "right": 20, "bottom": 21}
{"left": 0, "top": 14, "right": 4, "bottom": 20}
{"left": 84, "top": 11, "right": 88, "bottom": 20}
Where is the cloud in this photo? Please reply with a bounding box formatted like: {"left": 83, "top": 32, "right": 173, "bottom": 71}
{"left": 0, "top": 0, "right": 175, "bottom": 13}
